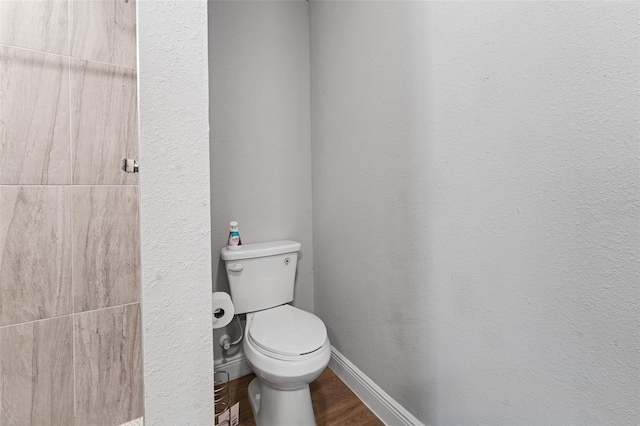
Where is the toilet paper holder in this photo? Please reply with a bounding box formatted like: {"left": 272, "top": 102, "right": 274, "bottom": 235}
{"left": 212, "top": 292, "right": 235, "bottom": 329}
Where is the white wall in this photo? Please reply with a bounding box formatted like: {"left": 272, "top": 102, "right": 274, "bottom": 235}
{"left": 208, "top": 0, "right": 313, "bottom": 363}
{"left": 310, "top": 1, "right": 639, "bottom": 424}
{"left": 138, "top": 1, "right": 214, "bottom": 423}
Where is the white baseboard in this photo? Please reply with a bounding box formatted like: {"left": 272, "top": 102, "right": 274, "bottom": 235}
{"left": 214, "top": 355, "right": 253, "bottom": 381}
{"left": 329, "top": 346, "right": 424, "bottom": 426}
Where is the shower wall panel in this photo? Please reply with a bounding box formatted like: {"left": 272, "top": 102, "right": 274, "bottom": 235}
{"left": 0, "top": 0, "right": 143, "bottom": 424}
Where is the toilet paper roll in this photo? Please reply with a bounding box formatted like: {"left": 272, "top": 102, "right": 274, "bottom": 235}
{"left": 212, "top": 292, "right": 235, "bottom": 329}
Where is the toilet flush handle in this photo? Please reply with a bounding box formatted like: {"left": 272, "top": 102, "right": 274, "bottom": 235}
{"left": 227, "top": 263, "right": 243, "bottom": 272}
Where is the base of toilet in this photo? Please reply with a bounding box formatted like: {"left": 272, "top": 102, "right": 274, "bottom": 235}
{"left": 247, "top": 377, "right": 316, "bottom": 426}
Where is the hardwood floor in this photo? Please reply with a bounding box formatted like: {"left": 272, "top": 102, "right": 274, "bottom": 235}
{"left": 224, "top": 367, "right": 383, "bottom": 426}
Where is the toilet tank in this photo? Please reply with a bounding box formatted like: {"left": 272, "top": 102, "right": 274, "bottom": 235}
{"left": 220, "top": 240, "right": 301, "bottom": 314}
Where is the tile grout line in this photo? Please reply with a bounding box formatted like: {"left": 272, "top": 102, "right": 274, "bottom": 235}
{"left": 67, "top": 3, "right": 76, "bottom": 419}
{"left": 0, "top": 184, "right": 139, "bottom": 187}
{"left": 0, "top": 8, "right": 1, "bottom": 335}
{"left": 0, "top": 313, "right": 74, "bottom": 329}
{"left": 0, "top": 18, "right": 2, "bottom": 384}
{"left": 0, "top": 302, "right": 142, "bottom": 331}
{"left": 0, "top": 43, "right": 137, "bottom": 71}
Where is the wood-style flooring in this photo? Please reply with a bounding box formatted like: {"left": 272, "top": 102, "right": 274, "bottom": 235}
{"left": 226, "top": 367, "right": 383, "bottom": 426}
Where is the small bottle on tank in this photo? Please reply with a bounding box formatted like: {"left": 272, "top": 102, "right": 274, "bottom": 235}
{"left": 227, "top": 221, "right": 242, "bottom": 250}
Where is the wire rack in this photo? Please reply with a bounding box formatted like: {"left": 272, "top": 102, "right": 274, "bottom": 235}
{"left": 214, "top": 370, "right": 230, "bottom": 424}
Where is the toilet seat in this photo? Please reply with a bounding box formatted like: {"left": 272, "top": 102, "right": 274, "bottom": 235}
{"left": 248, "top": 305, "right": 327, "bottom": 359}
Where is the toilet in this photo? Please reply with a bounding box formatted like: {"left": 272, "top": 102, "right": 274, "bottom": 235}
{"left": 221, "top": 240, "right": 330, "bottom": 426}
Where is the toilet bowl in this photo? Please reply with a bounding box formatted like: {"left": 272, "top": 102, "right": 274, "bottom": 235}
{"left": 221, "top": 241, "right": 330, "bottom": 425}
{"left": 243, "top": 305, "right": 331, "bottom": 425}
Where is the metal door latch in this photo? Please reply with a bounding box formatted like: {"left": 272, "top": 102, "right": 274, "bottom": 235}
{"left": 121, "top": 158, "right": 139, "bottom": 173}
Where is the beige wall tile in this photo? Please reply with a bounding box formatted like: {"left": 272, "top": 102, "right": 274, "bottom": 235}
{"left": 71, "top": 59, "right": 138, "bottom": 185}
{"left": 69, "top": 0, "right": 137, "bottom": 68}
{"left": 74, "top": 304, "right": 143, "bottom": 426}
{"left": 73, "top": 186, "right": 140, "bottom": 312}
{"left": 0, "top": 187, "right": 72, "bottom": 326}
{"left": 0, "top": 316, "right": 74, "bottom": 426}
{"left": 0, "top": 47, "right": 71, "bottom": 185}
{"left": 0, "top": 0, "right": 68, "bottom": 55}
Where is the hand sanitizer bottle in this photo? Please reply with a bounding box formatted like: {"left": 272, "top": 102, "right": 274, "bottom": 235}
{"left": 227, "top": 221, "right": 242, "bottom": 250}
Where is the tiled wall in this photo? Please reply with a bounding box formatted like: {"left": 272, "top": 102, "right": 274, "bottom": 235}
{"left": 0, "top": 0, "right": 143, "bottom": 425}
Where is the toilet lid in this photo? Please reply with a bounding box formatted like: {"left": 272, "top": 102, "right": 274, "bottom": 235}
{"left": 249, "top": 305, "right": 327, "bottom": 357}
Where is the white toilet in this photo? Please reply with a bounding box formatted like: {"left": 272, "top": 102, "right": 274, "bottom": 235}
{"left": 221, "top": 240, "right": 330, "bottom": 426}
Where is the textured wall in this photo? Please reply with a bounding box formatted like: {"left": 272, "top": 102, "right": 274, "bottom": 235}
{"left": 137, "top": 1, "right": 214, "bottom": 424}
{"left": 208, "top": 1, "right": 313, "bottom": 362}
{"left": 310, "top": 1, "right": 640, "bottom": 424}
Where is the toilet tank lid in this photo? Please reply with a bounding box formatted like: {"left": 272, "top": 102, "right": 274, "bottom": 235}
{"left": 220, "top": 240, "right": 301, "bottom": 261}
